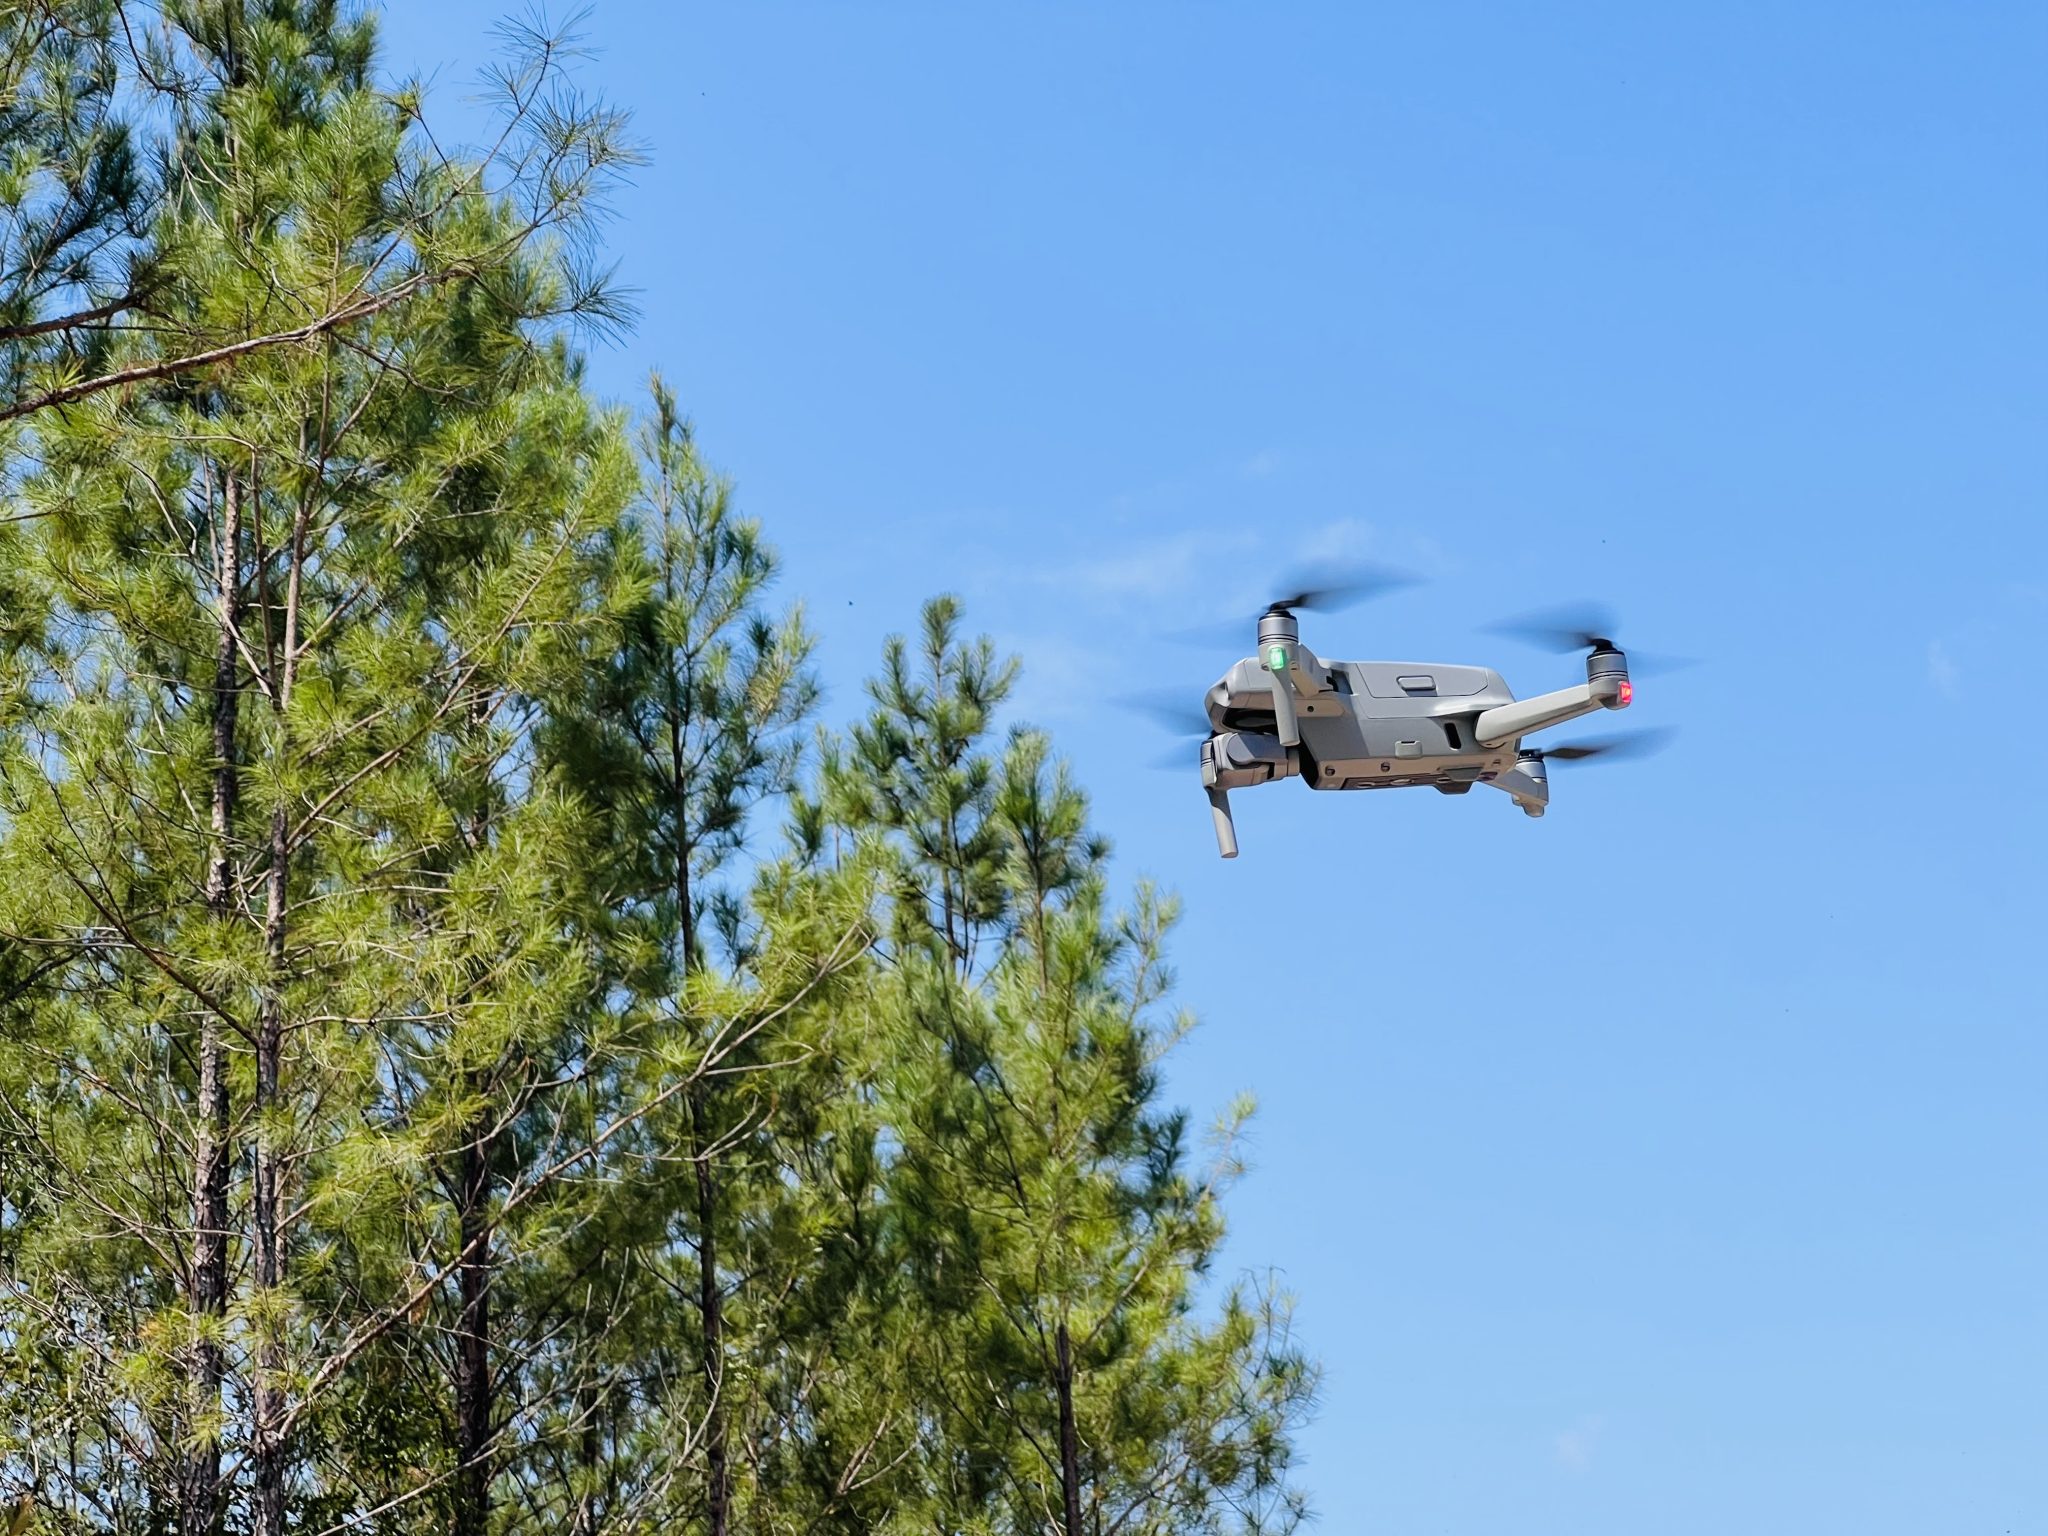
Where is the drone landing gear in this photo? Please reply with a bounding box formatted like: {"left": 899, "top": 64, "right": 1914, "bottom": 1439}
{"left": 1488, "top": 726, "right": 1670, "bottom": 820}
{"left": 1488, "top": 754, "right": 1549, "bottom": 819}
{"left": 1206, "top": 786, "right": 1238, "bottom": 859}
{"left": 1201, "top": 730, "right": 1296, "bottom": 858}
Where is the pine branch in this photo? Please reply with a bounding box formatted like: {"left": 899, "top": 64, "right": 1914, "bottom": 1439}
{"left": 0, "top": 271, "right": 434, "bottom": 423}
{"left": 0, "top": 293, "right": 140, "bottom": 341}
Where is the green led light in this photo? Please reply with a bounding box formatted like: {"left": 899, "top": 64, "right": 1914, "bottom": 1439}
{"left": 1267, "top": 645, "right": 1289, "bottom": 672}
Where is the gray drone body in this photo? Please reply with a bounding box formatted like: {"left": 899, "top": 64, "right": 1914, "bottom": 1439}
{"left": 1197, "top": 603, "right": 1639, "bottom": 858}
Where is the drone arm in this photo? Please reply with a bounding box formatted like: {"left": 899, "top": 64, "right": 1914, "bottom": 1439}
{"left": 1473, "top": 678, "right": 1619, "bottom": 747}
{"left": 1286, "top": 642, "right": 1335, "bottom": 697}
{"left": 1264, "top": 661, "right": 1300, "bottom": 746}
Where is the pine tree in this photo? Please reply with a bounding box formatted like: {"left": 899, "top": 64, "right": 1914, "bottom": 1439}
{"left": 0, "top": 7, "right": 639, "bottom": 1531}
{"left": 3, "top": 11, "right": 1326, "bottom": 1534}
{"left": 535, "top": 377, "right": 894, "bottom": 1535}
{"left": 826, "top": 606, "right": 1320, "bottom": 1535}
{"left": 2, "top": 0, "right": 634, "bottom": 433}
{"left": 821, "top": 595, "right": 1020, "bottom": 976}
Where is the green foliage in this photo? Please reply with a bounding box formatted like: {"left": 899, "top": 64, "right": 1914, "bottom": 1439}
{"left": 815, "top": 594, "right": 1025, "bottom": 974}
{"left": 0, "top": 0, "right": 145, "bottom": 400}
{"left": 818, "top": 606, "right": 1318, "bottom": 1535}
{"left": 0, "top": 8, "right": 1316, "bottom": 1536}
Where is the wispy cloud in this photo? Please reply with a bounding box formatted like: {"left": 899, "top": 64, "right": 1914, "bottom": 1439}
{"left": 1299, "top": 515, "right": 1379, "bottom": 565}
{"left": 1553, "top": 1414, "right": 1605, "bottom": 1472}
{"left": 1056, "top": 515, "right": 1393, "bottom": 610}
{"left": 1066, "top": 528, "right": 1252, "bottom": 600}
{"left": 1927, "top": 639, "right": 1960, "bottom": 697}
{"left": 1103, "top": 447, "right": 1286, "bottom": 517}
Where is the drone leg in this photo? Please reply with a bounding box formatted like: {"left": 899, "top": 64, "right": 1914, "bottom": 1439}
{"left": 1484, "top": 761, "right": 1549, "bottom": 818}
{"left": 1206, "top": 786, "right": 1239, "bottom": 859}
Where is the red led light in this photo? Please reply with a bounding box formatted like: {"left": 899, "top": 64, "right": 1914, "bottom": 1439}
{"left": 1618, "top": 679, "right": 1634, "bottom": 707}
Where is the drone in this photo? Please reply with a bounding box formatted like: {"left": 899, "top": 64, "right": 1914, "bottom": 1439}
{"left": 1150, "top": 569, "right": 1676, "bottom": 858}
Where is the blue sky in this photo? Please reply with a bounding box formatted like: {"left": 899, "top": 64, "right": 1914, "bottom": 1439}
{"left": 382, "top": 4, "right": 2048, "bottom": 1530}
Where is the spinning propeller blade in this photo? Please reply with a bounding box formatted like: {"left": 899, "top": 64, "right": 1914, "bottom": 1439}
{"left": 1123, "top": 689, "right": 1211, "bottom": 740}
{"left": 1486, "top": 603, "right": 1697, "bottom": 677}
{"left": 1531, "top": 726, "right": 1676, "bottom": 764}
{"left": 1122, "top": 689, "right": 1213, "bottom": 771}
{"left": 1488, "top": 602, "right": 1622, "bottom": 651}
{"left": 1265, "top": 561, "right": 1420, "bottom": 614}
{"left": 1166, "top": 561, "right": 1420, "bottom": 647}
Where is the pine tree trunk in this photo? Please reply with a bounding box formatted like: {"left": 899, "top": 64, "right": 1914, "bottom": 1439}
{"left": 572, "top": 1383, "right": 602, "bottom": 1536}
{"left": 251, "top": 479, "right": 309, "bottom": 1536}
{"left": 180, "top": 467, "right": 241, "bottom": 1536}
{"left": 252, "top": 799, "right": 289, "bottom": 1536}
{"left": 451, "top": 718, "right": 499, "bottom": 1536}
{"left": 1056, "top": 1321, "right": 1083, "bottom": 1536}
{"left": 691, "top": 1086, "right": 730, "bottom": 1536}
{"left": 454, "top": 1106, "right": 495, "bottom": 1536}
{"left": 669, "top": 685, "right": 730, "bottom": 1536}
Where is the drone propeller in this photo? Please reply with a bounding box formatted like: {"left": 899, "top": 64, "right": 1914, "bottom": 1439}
{"left": 1486, "top": 603, "right": 1696, "bottom": 677}
{"left": 1263, "top": 560, "right": 1419, "bottom": 615}
{"left": 1524, "top": 726, "right": 1676, "bottom": 765}
{"left": 1123, "top": 689, "right": 1213, "bottom": 769}
{"left": 1126, "top": 689, "right": 1210, "bottom": 738}
{"left": 1488, "top": 601, "right": 1622, "bottom": 652}
{"left": 1167, "top": 561, "right": 1420, "bottom": 648}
